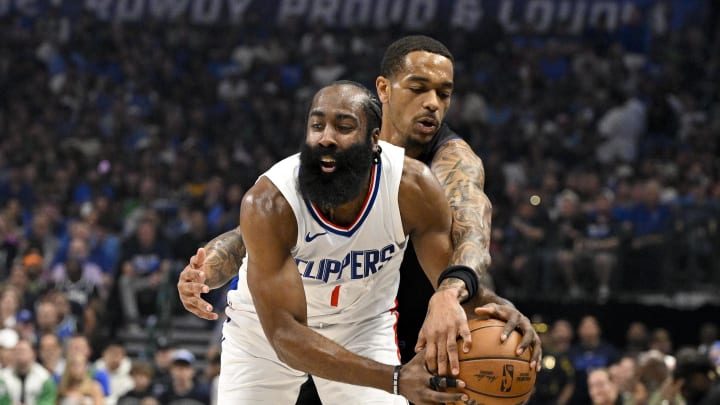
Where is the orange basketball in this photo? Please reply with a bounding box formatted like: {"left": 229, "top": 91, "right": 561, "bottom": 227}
{"left": 447, "top": 318, "right": 536, "bottom": 405}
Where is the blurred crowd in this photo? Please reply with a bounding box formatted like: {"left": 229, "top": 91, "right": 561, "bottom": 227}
{"left": 527, "top": 315, "right": 720, "bottom": 405}
{"left": 0, "top": 2, "right": 719, "bottom": 404}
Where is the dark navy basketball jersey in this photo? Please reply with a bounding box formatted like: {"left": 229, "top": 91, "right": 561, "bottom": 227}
{"left": 396, "top": 123, "right": 462, "bottom": 363}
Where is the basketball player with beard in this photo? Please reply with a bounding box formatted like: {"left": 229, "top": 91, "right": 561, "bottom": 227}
{"left": 210, "top": 81, "right": 470, "bottom": 404}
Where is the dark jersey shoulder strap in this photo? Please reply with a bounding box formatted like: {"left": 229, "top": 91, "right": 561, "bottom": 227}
{"left": 416, "top": 123, "right": 462, "bottom": 166}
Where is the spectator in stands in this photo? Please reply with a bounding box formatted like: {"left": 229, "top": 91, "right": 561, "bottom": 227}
{"left": 117, "top": 361, "right": 155, "bottom": 405}
{"left": 0, "top": 214, "right": 20, "bottom": 280}
{"left": 94, "top": 341, "right": 134, "bottom": 405}
{"left": 57, "top": 352, "right": 105, "bottom": 405}
{"left": 117, "top": 217, "right": 171, "bottom": 331}
{"left": 497, "top": 197, "right": 551, "bottom": 298}
{"left": 0, "top": 327, "right": 19, "bottom": 368}
{"left": 625, "top": 321, "right": 650, "bottom": 355}
{"left": 157, "top": 349, "right": 210, "bottom": 405}
{"left": 0, "top": 285, "right": 21, "bottom": 328}
{"left": 587, "top": 368, "right": 624, "bottom": 405}
{"left": 38, "top": 332, "right": 65, "bottom": 381}
{"left": 697, "top": 323, "right": 719, "bottom": 355}
{"left": 65, "top": 334, "right": 112, "bottom": 398}
{"left": 636, "top": 349, "right": 675, "bottom": 405}
{"left": 551, "top": 189, "right": 587, "bottom": 299}
{"left": 608, "top": 355, "right": 640, "bottom": 404}
{"left": 150, "top": 339, "right": 175, "bottom": 397}
{"left": 577, "top": 191, "right": 621, "bottom": 301}
{"left": 673, "top": 349, "right": 720, "bottom": 405}
{"left": 619, "top": 179, "right": 674, "bottom": 291}
{"left": 24, "top": 210, "right": 61, "bottom": 270}
{"left": 568, "top": 315, "right": 621, "bottom": 405}
{"left": 529, "top": 319, "right": 575, "bottom": 405}
{"left": 35, "top": 298, "right": 68, "bottom": 342}
{"left": 0, "top": 338, "right": 57, "bottom": 404}
{"left": 19, "top": 249, "right": 50, "bottom": 305}
{"left": 49, "top": 238, "right": 104, "bottom": 335}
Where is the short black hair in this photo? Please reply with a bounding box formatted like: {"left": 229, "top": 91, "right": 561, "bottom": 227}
{"left": 380, "top": 35, "right": 454, "bottom": 78}
{"left": 325, "top": 80, "right": 382, "bottom": 138}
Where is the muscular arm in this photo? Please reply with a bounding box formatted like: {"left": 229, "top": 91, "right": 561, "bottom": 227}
{"left": 431, "top": 139, "right": 501, "bottom": 305}
{"left": 201, "top": 227, "right": 246, "bottom": 288}
{"left": 430, "top": 139, "right": 542, "bottom": 369}
{"left": 242, "top": 178, "right": 404, "bottom": 395}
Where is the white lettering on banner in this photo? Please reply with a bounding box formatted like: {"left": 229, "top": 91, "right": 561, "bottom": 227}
{"left": 191, "top": 0, "right": 222, "bottom": 24}
{"left": 308, "top": 0, "right": 341, "bottom": 25}
{"left": 404, "top": 0, "right": 437, "bottom": 31}
{"left": 373, "top": 0, "right": 405, "bottom": 28}
{"left": 227, "top": 0, "right": 252, "bottom": 22}
{"left": 116, "top": 0, "right": 143, "bottom": 21}
{"left": 340, "top": 0, "right": 372, "bottom": 27}
{"left": 569, "top": 0, "right": 587, "bottom": 33}
{"left": 450, "top": 0, "right": 483, "bottom": 30}
{"left": 498, "top": 0, "right": 518, "bottom": 32}
{"left": 526, "top": 0, "right": 553, "bottom": 32}
{"left": 589, "top": 1, "right": 618, "bottom": 29}
{"left": 148, "top": 0, "right": 190, "bottom": 20}
{"left": 85, "top": 0, "right": 113, "bottom": 20}
{"left": 277, "top": 0, "right": 307, "bottom": 23}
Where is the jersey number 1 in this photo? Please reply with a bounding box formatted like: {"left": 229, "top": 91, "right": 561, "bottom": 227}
{"left": 330, "top": 285, "right": 340, "bottom": 307}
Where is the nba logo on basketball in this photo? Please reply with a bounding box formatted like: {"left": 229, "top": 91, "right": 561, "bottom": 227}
{"left": 500, "top": 364, "right": 514, "bottom": 392}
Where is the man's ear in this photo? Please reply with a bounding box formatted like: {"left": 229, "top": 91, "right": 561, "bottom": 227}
{"left": 372, "top": 128, "right": 380, "bottom": 146}
{"left": 376, "top": 76, "right": 390, "bottom": 103}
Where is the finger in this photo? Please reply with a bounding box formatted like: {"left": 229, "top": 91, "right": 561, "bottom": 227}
{"left": 429, "top": 376, "right": 464, "bottom": 390}
{"left": 196, "top": 247, "right": 206, "bottom": 264}
{"left": 445, "top": 331, "right": 460, "bottom": 376}
{"left": 425, "top": 342, "right": 438, "bottom": 374}
{"left": 188, "top": 297, "right": 219, "bottom": 320}
{"left": 435, "top": 335, "right": 450, "bottom": 376}
{"left": 415, "top": 330, "right": 427, "bottom": 353}
{"left": 180, "top": 281, "right": 210, "bottom": 296}
{"left": 458, "top": 321, "right": 472, "bottom": 354}
{"left": 474, "top": 304, "right": 499, "bottom": 319}
{"left": 512, "top": 315, "right": 535, "bottom": 356}
{"left": 190, "top": 247, "right": 206, "bottom": 269}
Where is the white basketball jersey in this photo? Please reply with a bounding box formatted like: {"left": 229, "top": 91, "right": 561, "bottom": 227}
{"left": 227, "top": 141, "right": 408, "bottom": 326}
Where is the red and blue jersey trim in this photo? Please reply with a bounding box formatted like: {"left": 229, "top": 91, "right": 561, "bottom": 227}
{"left": 304, "top": 161, "right": 382, "bottom": 237}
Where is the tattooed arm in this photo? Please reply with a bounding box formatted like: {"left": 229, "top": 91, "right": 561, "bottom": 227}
{"left": 422, "top": 139, "right": 542, "bottom": 371}
{"left": 429, "top": 139, "right": 494, "bottom": 302}
{"left": 177, "top": 227, "right": 246, "bottom": 320}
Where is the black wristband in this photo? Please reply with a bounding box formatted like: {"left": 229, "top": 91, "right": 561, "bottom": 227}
{"left": 437, "top": 265, "right": 479, "bottom": 304}
{"left": 393, "top": 365, "right": 402, "bottom": 395}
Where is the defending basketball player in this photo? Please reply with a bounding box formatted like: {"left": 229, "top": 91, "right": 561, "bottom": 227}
{"left": 214, "top": 81, "right": 468, "bottom": 404}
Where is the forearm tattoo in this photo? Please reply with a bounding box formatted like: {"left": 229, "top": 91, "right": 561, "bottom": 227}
{"left": 432, "top": 141, "right": 493, "bottom": 286}
{"left": 204, "top": 228, "right": 246, "bottom": 288}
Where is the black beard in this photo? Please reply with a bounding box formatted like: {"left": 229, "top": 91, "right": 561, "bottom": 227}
{"left": 299, "top": 139, "right": 374, "bottom": 209}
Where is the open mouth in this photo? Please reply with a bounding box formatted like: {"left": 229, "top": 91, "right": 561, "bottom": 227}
{"left": 416, "top": 117, "right": 438, "bottom": 134}
{"left": 320, "top": 157, "right": 336, "bottom": 173}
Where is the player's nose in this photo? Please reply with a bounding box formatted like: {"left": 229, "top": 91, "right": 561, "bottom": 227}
{"left": 318, "top": 127, "right": 338, "bottom": 147}
{"left": 422, "top": 92, "right": 440, "bottom": 112}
